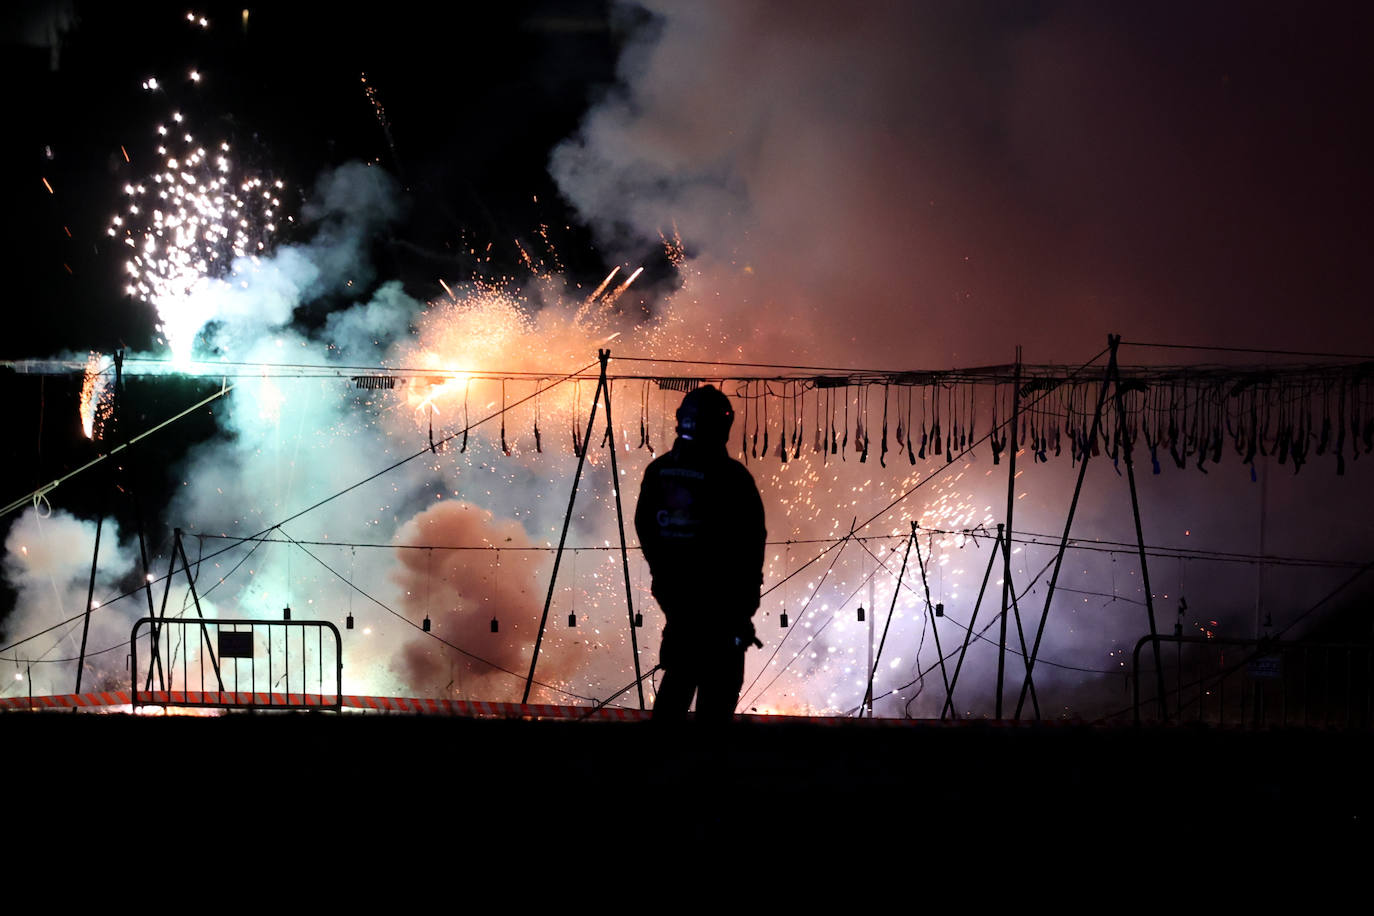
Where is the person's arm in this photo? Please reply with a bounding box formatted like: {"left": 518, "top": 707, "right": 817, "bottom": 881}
{"left": 634, "top": 465, "right": 657, "bottom": 571}
{"left": 737, "top": 464, "right": 767, "bottom": 614}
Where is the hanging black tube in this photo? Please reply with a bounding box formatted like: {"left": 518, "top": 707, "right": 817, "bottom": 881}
{"left": 880, "top": 384, "right": 889, "bottom": 467}
{"left": 863, "top": 525, "right": 916, "bottom": 715}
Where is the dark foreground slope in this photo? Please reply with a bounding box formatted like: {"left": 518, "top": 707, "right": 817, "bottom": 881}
{"left": 6, "top": 712, "right": 1368, "bottom": 857}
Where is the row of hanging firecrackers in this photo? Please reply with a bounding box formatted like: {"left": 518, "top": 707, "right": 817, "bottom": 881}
{"left": 1027, "top": 376, "right": 1065, "bottom": 464}
{"left": 1131, "top": 373, "right": 1374, "bottom": 477}
{"left": 432, "top": 369, "right": 1372, "bottom": 475}
{"left": 565, "top": 378, "right": 623, "bottom": 457}
{"left": 560, "top": 378, "right": 663, "bottom": 457}
{"left": 732, "top": 378, "right": 988, "bottom": 468}
{"left": 455, "top": 377, "right": 551, "bottom": 456}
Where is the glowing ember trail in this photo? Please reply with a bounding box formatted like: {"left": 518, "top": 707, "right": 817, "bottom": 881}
{"left": 399, "top": 259, "right": 657, "bottom": 426}
{"left": 78, "top": 352, "right": 112, "bottom": 440}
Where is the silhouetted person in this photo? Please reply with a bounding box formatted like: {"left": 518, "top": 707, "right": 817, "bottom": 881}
{"left": 635, "top": 385, "right": 766, "bottom": 722}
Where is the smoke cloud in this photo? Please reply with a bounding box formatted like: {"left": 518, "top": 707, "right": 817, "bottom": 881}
{"left": 2, "top": 508, "right": 137, "bottom": 695}
{"left": 552, "top": 1, "right": 1374, "bottom": 366}
{"left": 389, "top": 500, "right": 642, "bottom": 700}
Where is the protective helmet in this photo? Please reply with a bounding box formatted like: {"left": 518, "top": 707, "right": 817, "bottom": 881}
{"left": 675, "top": 385, "right": 734, "bottom": 443}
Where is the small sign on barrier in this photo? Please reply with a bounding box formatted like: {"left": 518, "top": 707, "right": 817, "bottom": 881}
{"left": 218, "top": 631, "right": 254, "bottom": 659}
{"left": 1247, "top": 655, "right": 1282, "bottom": 680}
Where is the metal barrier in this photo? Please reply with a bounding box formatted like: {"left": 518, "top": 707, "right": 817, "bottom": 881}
{"left": 130, "top": 617, "right": 343, "bottom": 711}
{"left": 1132, "top": 634, "right": 1373, "bottom": 728}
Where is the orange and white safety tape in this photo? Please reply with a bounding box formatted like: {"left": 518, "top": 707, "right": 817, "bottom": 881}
{"left": 0, "top": 689, "right": 652, "bottom": 720}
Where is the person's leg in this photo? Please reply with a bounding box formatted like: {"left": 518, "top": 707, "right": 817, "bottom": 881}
{"left": 653, "top": 665, "right": 697, "bottom": 720}
{"left": 693, "top": 647, "right": 745, "bottom": 723}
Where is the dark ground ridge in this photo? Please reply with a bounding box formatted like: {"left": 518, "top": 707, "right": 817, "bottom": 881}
{"left": 5, "top": 711, "right": 1368, "bottom": 854}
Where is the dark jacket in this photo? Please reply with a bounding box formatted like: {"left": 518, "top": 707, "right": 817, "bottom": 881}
{"left": 634, "top": 436, "right": 766, "bottom": 635}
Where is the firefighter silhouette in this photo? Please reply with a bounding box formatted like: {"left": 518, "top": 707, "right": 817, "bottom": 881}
{"left": 635, "top": 385, "right": 766, "bottom": 721}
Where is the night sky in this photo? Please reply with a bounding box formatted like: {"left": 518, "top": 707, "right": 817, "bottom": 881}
{"left": 3, "top": 1, "right": 1372, "bottom": 712}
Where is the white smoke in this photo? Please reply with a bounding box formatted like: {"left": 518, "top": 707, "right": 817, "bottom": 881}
{"left": 1, "top": 161, "right": 431, "bottom": 701}
{"left": 2, "top": 508, "right": 138, "bottom": 696}
{"left": 122, "top": 159, "right": 643, "bottom": 704}
{"left": 296, "top": 162, "right": 405, "bottom": 300}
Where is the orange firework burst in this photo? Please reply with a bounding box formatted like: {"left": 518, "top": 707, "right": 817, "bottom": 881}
{"left": 397, "top": 261, "right": 659, "bottom": 433}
